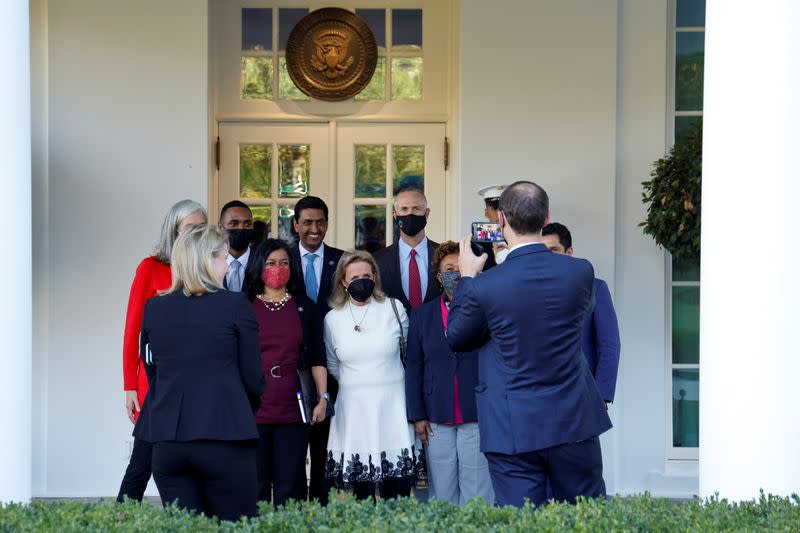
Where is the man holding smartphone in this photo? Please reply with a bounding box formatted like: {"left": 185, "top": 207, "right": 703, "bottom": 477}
{"left": 473, "top": 185, "right": 509, "bottom": 267}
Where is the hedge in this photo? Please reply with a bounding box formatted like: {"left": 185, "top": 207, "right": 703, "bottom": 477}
{"left": 1, "top": 492, "right": 798, "bottom": 532}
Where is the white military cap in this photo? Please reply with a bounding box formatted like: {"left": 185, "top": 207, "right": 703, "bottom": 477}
{"left": 478, "top": 184, "right": 506, "bottom": 201}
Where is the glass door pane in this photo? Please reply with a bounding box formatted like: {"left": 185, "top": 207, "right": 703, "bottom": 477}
{"left": 217, "top": 123, "right": 331, "bottom": 241}
{"left": 336, "top": 123, "right": 446, "bottom": 252}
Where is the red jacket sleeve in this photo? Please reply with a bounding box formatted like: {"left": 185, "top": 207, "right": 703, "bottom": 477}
{"left": 122, "top": 259, "right": 155, "bottom": 390}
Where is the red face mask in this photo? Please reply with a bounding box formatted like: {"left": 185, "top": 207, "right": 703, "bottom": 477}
{"left": 261, "top": 265, "right": 290, "bottom": 289}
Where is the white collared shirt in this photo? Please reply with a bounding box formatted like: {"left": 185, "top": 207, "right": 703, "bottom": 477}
{"left": 299, "top": 241, "right": 325, "bottom": 288}
{"left": 507, "top": 241, "right": 543, "bottom": 255}
{"left": 398, "top": 237, "right": 429, "bottom": 301}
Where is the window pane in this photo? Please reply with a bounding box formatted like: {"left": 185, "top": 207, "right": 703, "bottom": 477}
{"left": 677, "top": 0, "right": 705, "bottom": 28}
{"left": 392, "top": 9, "right": 422, "bottom": 50}
{"left": 279, "top": 8, "right": 309, "bottom": 50}
{"left": 278, "top": 205, "right": 297, "bottom": 245}
{"left": 241, "top": 57, "right": 273, "bottom": 100}
{"left": 392, "top": 58, "right": 423, "bottom": 100}
{"left": 249, "top": 205, "right": 272, "bottom": 239}
{"left": 278, "top": 144, "right": 310, "bottom": 198}
{"left": 675, "top": 32, "right": 704, "bottom": 111}
{"left": 672, "top": 286, "right": 700, "bottom": 364}
{"left": 278, "top": 57, "right": 310, "bottom": 100}
{"left": 240, "top": 144, "right": 272, "bottom": 198}
{"left": 355, "top": 145, "right": 387, "bottom": 198}
{"left": 355, "top": 205, "right": 386, "bottom": 253}
{"left": 393, "top": 145, "right": 424, "bottom": 195}
{"left": 355, "top": 57, "right": 386, "bottom": 101}
{"left": 672, "top": 254, "right": 700, "bottom": 282}
{"left": 672, "top": 369, "right": 699, "bottom": 447}
{"left": 356, "top": 9, "right": 386, "bottom": 49}
{"left": 675, "top": 116, "right": 702, "bottom": 144}
{"left": 242, "top": 8, "right": 272, "bottom": 51}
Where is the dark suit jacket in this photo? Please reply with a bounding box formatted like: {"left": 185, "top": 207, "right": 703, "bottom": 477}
{"left": 374, "top": 238, "right": 442, "bottom": 312}
{"left": 405, "top": 297, "right": 480, "bottom": 423}
{"left": 582, "top": 278, "right": 621, "bottom": 402}
{"left": 290, "top": 243, "right": 344, "bottom": 317}
{"left": 446, "top": 243, "right": 612, "bottom": 454}
{"left": 133, "top": 290, "right": 265, "bottom": 443}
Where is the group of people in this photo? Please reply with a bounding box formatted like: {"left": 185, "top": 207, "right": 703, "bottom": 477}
{"left": 472, "top": 224, "right": 502, "bottom": 243}
{"left": 117, "top": 181, "right": 621, "bottom": 520}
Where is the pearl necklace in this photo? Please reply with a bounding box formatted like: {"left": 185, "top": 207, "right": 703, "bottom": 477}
{"left": 257, "top": 292, "right": 291, "bottom": 312}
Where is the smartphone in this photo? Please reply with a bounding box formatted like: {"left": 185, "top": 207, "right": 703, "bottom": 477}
{"left": 471, "top": 222, "right": 504, "bottom": 243}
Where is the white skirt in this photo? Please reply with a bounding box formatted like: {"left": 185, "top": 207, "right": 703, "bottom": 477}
{"left": 325, "top": 375, "right": 419, "bottom": 487}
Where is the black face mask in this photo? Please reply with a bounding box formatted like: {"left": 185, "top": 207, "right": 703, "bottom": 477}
{"left": 347, "top": 278, "right": 375, "bottom": 303}
{"left": 397, "top": 214, "right": 427, "bottom": 237}
{"left": 227, "top": 229, "right": 254, "bottom": 252}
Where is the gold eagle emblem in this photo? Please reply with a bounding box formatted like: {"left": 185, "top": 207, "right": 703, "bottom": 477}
{"left": 310, "top": 30, "right": 355, "bottom": 80}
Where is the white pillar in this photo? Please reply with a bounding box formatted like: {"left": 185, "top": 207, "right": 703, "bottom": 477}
{"left": 0, "top": 0, "right": 32, "bottom": 503}
{"left": 700, "top": 1, "right": 800, "bottom": 500}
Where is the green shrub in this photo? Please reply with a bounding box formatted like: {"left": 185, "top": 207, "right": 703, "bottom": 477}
{"left": 640, "top": 122, "right": 702, "bottom": 262}
{"left": 1, "top": 492, "right": 798, "bottom": 532}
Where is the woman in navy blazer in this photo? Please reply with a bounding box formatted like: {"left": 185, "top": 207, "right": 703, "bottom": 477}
{"left": 405, "top": 241, "right": 494, "bottom": 505}
{"left": 134, "top": 224, "right": 265, "bottom": 521}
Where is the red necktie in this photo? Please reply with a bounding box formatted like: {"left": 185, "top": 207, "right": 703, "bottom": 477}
{"left": 409, "top": 249, "right": 423, "bottom": 308}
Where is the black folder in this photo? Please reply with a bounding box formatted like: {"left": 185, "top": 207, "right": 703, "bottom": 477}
{"left": 296, "top": 369, "right": 335, "bottom": 424}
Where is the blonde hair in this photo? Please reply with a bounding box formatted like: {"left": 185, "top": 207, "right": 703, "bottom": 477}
{"left": 329, "top": 250, "right": 386, "bottom": 309}
{"left": 153, "top": 199, "right": 208, "bottom": 264}
{"left": 161, "top": 224, "right": 228, "bottom": 297}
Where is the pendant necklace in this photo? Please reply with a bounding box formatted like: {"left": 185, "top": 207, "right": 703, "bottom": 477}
{"left": 349, "top": 299, "right": 371, "bottom": 332}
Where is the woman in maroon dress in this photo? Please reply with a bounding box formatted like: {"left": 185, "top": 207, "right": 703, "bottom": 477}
{"left": 244, "top": 238, "right": 329, "bottom": 506}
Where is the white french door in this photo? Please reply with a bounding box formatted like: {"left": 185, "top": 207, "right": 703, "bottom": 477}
{"left": 217, "top": 122, "right": 446, "bottom": 251}
{"left": 336, "top": 123, "right": 446, "bottom": 250}
{"left": 218, "top": 122, "right": 331, "bottom": 242}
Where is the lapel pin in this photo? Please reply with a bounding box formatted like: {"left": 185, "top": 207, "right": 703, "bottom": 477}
{"left": 298, "top": 307, "right": 304, "bottom": 312}
{"left": 328, "top": 260, "right": 335, "bottom": 266}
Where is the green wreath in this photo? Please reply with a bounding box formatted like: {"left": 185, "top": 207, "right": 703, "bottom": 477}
{"left": 640, "top": 124, "right": 702, "bottom": 261}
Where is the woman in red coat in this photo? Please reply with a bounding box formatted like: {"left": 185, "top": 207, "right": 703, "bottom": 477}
{"left": 117, "top": 199, "right": 207, "bottom": 502}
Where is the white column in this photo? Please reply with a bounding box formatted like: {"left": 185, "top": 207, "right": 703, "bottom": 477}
{"left": 0, "top": 0, "right": 32, "bottom": 503}
{"left": 700, "top": 1, "right": 800, "bottom": 500}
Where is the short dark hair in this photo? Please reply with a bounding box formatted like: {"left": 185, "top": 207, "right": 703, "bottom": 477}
{"left": 541, "top": 222, "right": 572, "bottom": 250}
{"left": 498, "top": 181, "right": 549, "bottom": 235}
{"left": 484, "top": 197, "right": 500, "bottom": 209}
{"left": 219, "top": 200, "right": 251, "bottom": 221}
{"left": 244, "top": 238, "right": 298, "bottom": 301}
{"left": 293, "top": 196, "right": 329, "bottom": 222}
{"left": 431, "top": 240, "right": 460, "bottom": 273}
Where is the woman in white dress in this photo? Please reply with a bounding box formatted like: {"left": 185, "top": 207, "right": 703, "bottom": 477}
{"left": 324, "top": 250, "right": 418, "bottom": 500}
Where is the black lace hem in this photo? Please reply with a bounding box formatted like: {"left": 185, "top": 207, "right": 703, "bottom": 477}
{"left": 325, "top": 447, "right": 425, "bottom": 489}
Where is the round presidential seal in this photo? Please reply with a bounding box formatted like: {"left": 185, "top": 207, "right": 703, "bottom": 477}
{"left": 285, "top": 8, "right": 378, "bottom": 102}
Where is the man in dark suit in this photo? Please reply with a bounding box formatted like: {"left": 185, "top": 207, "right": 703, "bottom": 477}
{"left": 218, "top": 200, "right": 255, "bottom": 293}
{"left": 446, "top": 181, "right": 612, "bottom": 507}
{"left": 541, "top": 222, "right": 621, "bottom": 404}
{"left": 288, "top": 196, "right": 344, "bottom": 504}
{"left": 374, "top": 187, "right": 441, "bottom": 312}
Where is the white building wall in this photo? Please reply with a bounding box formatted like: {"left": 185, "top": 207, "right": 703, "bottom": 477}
{"left": 33, "top": 0, "right": 208, "bottom": 496}
{"left": 459, "top": 0, "right": 698, "bottom": 497}
{"left": 30, "top": 0, "right": 697, "bottom": 497}
{"left": 615, "top": 0, "right": 697, "bottom": 497}
{"left": 459, "top": 0, "right": 620, "bottom": 491}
